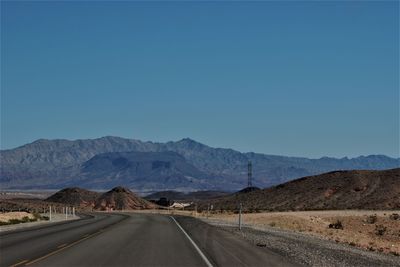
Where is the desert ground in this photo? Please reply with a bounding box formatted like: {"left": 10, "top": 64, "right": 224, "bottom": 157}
{"left": 0, "top": 211, "right": 35, "bottom": 223}
{"left": 197, "top": 210, "right": 400, "bottom": 256}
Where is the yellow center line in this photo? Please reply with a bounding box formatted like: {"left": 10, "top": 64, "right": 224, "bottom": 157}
{"left": 24, "top": 232, "right": 102, "bottom": 266}
{"left": 9, "top": 259, "right": 29, "bottom": 267}
{"left": 57, "top": 243, "right": 68, "bottom": 249}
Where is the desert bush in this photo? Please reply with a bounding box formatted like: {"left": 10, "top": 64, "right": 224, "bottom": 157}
{"left": 32, "top": 213, "right": 41, "bottom": 220}
{"left": 389, "top": 213, "right": 399, "bottom": 220}
{"left": 328, "top": 220, "right": 343, "bottom": 230}
{"left": 390, "top": 251, "right": 400, "bottom": 257}
{"left": 21, "top": 216, "right": 30, "bottom": 223}
{"left": 365, "top": 215, "right": 377, "bottom": 224}
{"left": 8, "top": 219, "right": 22, "bottom": 224}
{"left": 269, "top": 222, "right": 276, "bottom": 227}
{"left": 375, "top": 224, "right": 387, "bottom": 236}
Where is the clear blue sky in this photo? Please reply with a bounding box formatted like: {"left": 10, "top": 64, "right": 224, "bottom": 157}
{"left": 1, "top": 1, "right": 399, "bottom": 158}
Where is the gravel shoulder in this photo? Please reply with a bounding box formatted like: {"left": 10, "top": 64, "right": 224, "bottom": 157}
{"left": 201, "top": 218, "right": 400, "bottom": 267}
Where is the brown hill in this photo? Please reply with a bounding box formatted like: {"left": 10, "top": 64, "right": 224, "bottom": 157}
{"left": 94, "top": 186, "right": 156, "bottom": 211}
{"left": 203, "top": 168, "right": 400, "bottom": 211}
{"left": 45, "top": 187, "right": 100, "bottom": 208}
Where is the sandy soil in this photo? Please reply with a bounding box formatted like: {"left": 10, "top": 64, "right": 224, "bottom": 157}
{"left": 0, "top": 211, "right": 35, "bottom": 222}
{"left": 198, "top": 210, "right": 400, "bottom": 256}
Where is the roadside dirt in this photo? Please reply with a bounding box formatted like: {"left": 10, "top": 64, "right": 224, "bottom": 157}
{"left": 199, "top": 210, "right": 400, "bottom": 256}
{"left": 0, "top": 211, "right": 34, "bottom": 222}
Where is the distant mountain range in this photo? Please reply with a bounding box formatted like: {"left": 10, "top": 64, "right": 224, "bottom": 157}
{"left": 1, "top": 136, "right": 399, "bottom": 191}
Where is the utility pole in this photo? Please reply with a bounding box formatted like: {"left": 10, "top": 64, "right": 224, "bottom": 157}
{"left": 239, "top": 203, "right": 242, "bottom": 230}
{"left": 207, "top": 204, "right": 210, "bottom": 219}
{"left": 65, "top": 207, "right": 68, "bottom": 220}
{"left": 49, "top": 205, "right": 52, "bottom": 221}
{"left": 73, "top": 207, "right": 75, "bottom": 217}
{"left": 248, "top": 161, "right": 252, "bottom": 188}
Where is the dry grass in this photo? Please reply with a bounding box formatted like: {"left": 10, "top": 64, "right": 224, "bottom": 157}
{"left": 0, "top": 211, "right": 35, "bottom": 222}
{"left": 198, "top": 210, "right": 400, "bottom": 256}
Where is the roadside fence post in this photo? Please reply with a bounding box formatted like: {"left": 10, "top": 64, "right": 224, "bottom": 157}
{"left": 239, "top": 203, "right": 242, "bottom": 231}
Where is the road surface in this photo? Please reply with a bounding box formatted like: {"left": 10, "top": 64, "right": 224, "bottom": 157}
{"left": 1, "top": 213, "right": 297, "bottom": 267}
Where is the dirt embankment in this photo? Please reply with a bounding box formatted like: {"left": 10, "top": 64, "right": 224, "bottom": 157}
{"left": 199, "top": 210, "right": 400, "bottom": 256}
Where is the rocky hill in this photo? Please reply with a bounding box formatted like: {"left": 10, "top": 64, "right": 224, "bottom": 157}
{"left": 1, "top": 136, "right": 399, "bottom": 191}
{"left": 94, "top": 187, "right": 156, "bottom": 210}
{"left": 46, "top": 186, "right": 157, "bottom": 210}
{"left": 202, "top": 168, "right": 400, "bottom": 211}
{"left": 45, "top": 187, "right": 100, "bottom": 208}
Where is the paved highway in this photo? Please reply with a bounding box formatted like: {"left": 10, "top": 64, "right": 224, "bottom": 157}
{"left": 1, "top": 213, "right": 298, "bottom": 267}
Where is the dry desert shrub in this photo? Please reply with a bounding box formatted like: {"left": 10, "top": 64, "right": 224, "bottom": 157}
{"left": 365, "top": 215, "right": 377, "bottom": 224}
{"left": 328, "top": 220, "right": 343, "bottom": 230}
{"left": 374, "top": 224, "right": 387, "bottom": 236}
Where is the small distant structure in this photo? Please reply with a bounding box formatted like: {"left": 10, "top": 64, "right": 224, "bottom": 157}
{"left": 248, "top": 161, "right": 252, "bottom": 187}
{"left": 169, "top": 202, "right": 191, "bottom": 209}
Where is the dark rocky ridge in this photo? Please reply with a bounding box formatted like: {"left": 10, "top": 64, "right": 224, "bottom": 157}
{"left": 145, "top": 190, "right": 230, "bottom": 201}
{"left": 45, "top": 187, "right": 100, "bottom": 207}
{"left": 201, "top": 168, "right": 400, "bottom": 211}
{"left": 1, "top": 136, "right": 399, "bottom": 191}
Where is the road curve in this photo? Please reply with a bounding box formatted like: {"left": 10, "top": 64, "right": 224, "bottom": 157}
{"left": 1, "top": 213, "right": 298, "bottom": 267}
{"left": 0, "top": 212, "right": 128, "bottom": 267}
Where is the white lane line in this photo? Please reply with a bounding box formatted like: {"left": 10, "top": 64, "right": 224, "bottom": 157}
{"left": 170, "top": 216, "right": 213, "bottom": 267}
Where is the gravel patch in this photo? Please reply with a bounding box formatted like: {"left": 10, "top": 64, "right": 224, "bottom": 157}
{"left": 202, "top": 218, "right": 400, "bottom": 267}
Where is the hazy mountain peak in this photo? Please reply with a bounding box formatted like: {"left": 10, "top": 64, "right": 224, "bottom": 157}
{"left": 174, "top": 138, "right": 207, "bottom": 149}
{"left": 177, "top": 137, "right": 200, "bottom": 144}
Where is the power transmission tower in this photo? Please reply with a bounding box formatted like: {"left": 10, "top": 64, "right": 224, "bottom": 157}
{"left": 248, "top": 161, "right": 252, "bottom": 187}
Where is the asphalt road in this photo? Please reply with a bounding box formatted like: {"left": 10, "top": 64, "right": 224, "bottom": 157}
{"left": 1, "top": 213, "right": 298, "bottom": 267}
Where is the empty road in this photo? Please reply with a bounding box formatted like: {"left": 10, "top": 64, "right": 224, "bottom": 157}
{"left": 1, "top": 213, "right": 297, "bottom": 267}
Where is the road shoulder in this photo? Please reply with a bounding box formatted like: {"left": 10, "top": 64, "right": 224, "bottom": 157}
{"left": 175, "top": 215, "right": 299, "bottom": 267}
{"left": 201, "top": 217, "right": 400, "bottom": 267}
